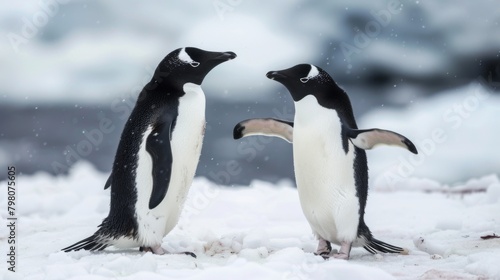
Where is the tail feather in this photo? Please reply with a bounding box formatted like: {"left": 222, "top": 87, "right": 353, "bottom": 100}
{"left": 363, "top": 237, "right": 408, "bottom": 255}
{"left": 62, "top": 235, "right": 109, "bottom": 252}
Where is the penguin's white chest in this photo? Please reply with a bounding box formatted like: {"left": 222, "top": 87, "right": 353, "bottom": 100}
{"left": 133, "top": 83, "right": 206, "bottom": 247}
{"left": 293, "top": 95, "right": 360, "bottom": 244}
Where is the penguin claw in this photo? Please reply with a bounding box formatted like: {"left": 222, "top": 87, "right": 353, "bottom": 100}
{"left": 314, "top": 249, "right": 338, "bottom": 260}
{"left": 182, "top": 251, "right": 197, "bottom": 258}
{"left": 315, "top": 252, "right": 330, "bottom": 260}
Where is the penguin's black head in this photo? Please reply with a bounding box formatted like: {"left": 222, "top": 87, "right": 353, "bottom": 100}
{"left": 266, "top": 64, "right": 340, "bottom": 102}
{"left": 151, "top": 47, "right": 236, "bottom": 91}
{"left": 267, "top": 63, "right": 356, "bottom": 126}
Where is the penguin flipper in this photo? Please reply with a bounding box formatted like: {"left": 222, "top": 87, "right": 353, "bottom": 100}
{"left": 104, "top": 173, "right": 112, "bottom": 190}
{"left": 146, "top": 116, "right": 175, "bottom": 209}
{"left": 345, "top": 126, "right": 418, "bottom": 154}
{"left": 233, "top": 118, "right": 294, "bottom": 143}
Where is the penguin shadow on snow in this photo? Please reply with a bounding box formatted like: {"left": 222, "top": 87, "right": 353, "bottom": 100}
{"left": 62, "top": 47, "right": 236, "bottom": 256}
{"left": 234, "top": 63, "right": 418, "bottom": 260}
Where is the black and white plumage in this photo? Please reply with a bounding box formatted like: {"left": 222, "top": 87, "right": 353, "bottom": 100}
{"left": 63, "top": 47, "right": 236, "bottom": 255}
{"left": 234, "top": 64, "right": 417, "bottom": 260}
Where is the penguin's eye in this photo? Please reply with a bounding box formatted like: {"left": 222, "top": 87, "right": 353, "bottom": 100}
{"left": 190, "top": 62, "right": 200, "bottom": 67}
{"left": 300, "top": 77, "right": 309, "bottom": 83}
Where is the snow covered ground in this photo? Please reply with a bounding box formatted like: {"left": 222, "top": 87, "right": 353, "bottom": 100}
{"left": 1, "top": 162, "right": 499, "bottom": 279}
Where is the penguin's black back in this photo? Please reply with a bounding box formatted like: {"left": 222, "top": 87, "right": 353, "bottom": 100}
{"left": 98, "top": 81, "right": 180, "bottom": 239}
{"left": 63, "top": 47, "right": 237, "bottom": 250}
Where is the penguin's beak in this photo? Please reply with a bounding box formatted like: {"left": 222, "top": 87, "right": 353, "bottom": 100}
{"left": 214, "top": 51, "right": 237, "bottom": 61}
{"left": 266, "top": 71, "right": 286, "bottom": 80}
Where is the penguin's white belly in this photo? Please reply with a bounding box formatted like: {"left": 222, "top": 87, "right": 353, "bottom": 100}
{"left": 133, "top": 83, "right": 206, "bottom": 247}
{"left": 293, "top": 96, "right": 360, "bottom": 244}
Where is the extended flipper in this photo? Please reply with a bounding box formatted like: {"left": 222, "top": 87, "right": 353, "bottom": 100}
{"left": 343, "top": 125, "right": 418, "bottom": 154}
{"left": 146, "top": 113, "right": 176, "bottom": 209}
{"left": 233, "top": 118, "right": 294, "bottom": 143}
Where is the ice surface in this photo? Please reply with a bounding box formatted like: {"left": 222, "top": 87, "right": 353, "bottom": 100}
{"left": 1, "top": 162, "right": 499, "bottom": 279}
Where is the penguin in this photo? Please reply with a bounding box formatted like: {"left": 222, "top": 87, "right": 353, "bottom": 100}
{"left": 233, "top": 64, "right": 417, "bottom": 260}
{"left": 62, "top": 47, "right": 236, "bottom": 255}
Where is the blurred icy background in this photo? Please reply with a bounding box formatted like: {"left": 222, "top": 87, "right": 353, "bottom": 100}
{"left": 0, "top": 0, "right": 499, "bottom": 185}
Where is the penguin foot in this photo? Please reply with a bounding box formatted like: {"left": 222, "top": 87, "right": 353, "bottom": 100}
{"left": 139, "top": 247, "right": 197, "bottom": 258}
{"left": 139, "top": 246, "right": 166, "bottom": 255}
{"left": 315, "top": 238, "right": 332, "bottom": 259}
{"left": 314, "top": 249, "right": 338, "bottom": 259}
{"left": 332, "top": 241, "right": 352, "bottom": 260}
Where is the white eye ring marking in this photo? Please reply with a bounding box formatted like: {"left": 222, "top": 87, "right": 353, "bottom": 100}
{"left": 300, "top": 65, "right": 319, "bottom": 83}
{"left": 179, "top": 48, "right": 199, "bottom": 68}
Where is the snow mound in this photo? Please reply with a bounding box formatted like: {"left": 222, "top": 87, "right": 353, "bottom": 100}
{"left": 361, "top": 83, "right": 500, "bottom": 185}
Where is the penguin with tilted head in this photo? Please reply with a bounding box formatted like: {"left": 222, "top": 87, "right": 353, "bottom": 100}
{"left": 234, "top": 64, "right": 417, "bottom": 260}
{"left": 63, "top": 47, "right": 236, "bottom": 255}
